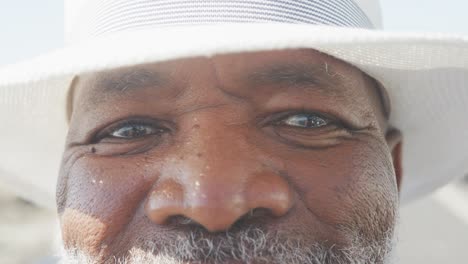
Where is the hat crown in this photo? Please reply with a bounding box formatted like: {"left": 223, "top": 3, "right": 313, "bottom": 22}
{"left": 353, "top": 0, "right": 382, "bottom": 28}
{"left": 65, "top": 0, "right": 382, "bottom": 43}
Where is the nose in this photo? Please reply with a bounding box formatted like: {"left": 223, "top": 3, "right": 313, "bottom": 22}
{"left": 144, "top": 120, "right": 294, "bottom": 232}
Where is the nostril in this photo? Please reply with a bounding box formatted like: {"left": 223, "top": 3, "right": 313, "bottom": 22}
{"left": 167, "top": 215, "right": 197, "bottom": 226}
{"left": 246, "top": 171, "right": 295, "bottom": 217}
{"left": 167, "top": 209, "right": 274, "bottom": 233}
{"left": 166, "top": 215, "right": 222, "bottom": 233}
{"left": 246, "top": 207, "right": 274, "bottom": 219}
{"left": 229, "top": 207, "right": 275, "bottom": 230}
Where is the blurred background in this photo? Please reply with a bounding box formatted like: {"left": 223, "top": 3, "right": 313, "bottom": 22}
{"left": 1, "top": 0, "right": 468, "bottom": 263}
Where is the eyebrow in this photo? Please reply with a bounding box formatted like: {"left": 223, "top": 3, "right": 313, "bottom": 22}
{"left": 246, "top": 63, "right": 346, "bottom": 96}
{"left": 95, "top": 68, "right": 166, "bottom": 93}
{"left": 97, "top": 62, "right": 345, "bottom": 93}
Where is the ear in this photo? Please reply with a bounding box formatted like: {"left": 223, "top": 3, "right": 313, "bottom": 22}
{"left": 385, "top": 128, "right": 403, "bottom": 193}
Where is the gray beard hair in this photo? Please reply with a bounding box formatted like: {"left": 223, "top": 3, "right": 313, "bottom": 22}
{"left": 59, "top": 227, "right": 396, "bottom": 264}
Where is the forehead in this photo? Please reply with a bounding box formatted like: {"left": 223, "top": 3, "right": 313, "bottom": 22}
{"left": 71, "top": 49, "right": 384, "bottom": 123}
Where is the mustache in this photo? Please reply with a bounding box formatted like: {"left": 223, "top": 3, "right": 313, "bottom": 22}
{"left": 62, "top": 226, "right": 395, "bottom": 264}
{"left": 60, "top": 225, "right": 394, "bottom": 264}
{"left": 61, "top": 212, "right": 397, "bottom": 264}
{"left": 135, "top": 215, "right": 318, "bottom": 263}
{"left": 139, "top": 226, "right": 310, "bottom": 263}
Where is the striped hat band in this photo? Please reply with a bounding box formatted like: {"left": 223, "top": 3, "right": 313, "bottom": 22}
{"left": 68, "top": 0, "right": 375, "bottom": 43}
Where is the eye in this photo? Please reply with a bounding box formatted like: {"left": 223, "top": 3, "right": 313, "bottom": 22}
{"left": 267, "top": 112, "right": 351, "bottom": 148}
{"left": 278, "top": 113, "right": 329, "bottom": 128}
{"left": 111, "top": 123, "right": 160, "bottom": 139}
{"left": 96, "top": 120, "right": 168, "bottom": 142}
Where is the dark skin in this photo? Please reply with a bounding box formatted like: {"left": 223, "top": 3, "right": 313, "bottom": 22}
{"left": 57, "top": 49, "right": 403, "bottom": 262}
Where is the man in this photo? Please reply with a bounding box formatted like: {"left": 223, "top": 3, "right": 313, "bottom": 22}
{"left": 0, "top": 0, "right": 467, "bottom": 264}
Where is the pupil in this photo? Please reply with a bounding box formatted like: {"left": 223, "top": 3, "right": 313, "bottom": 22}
{"left": 132, "top": 126, "right": 144, "bottom": 136}
{"left": 308, "top": 116, "right": 324, "bottom": 127}
{"left": 121, "top": 126, "right": 145, "bottom": 137}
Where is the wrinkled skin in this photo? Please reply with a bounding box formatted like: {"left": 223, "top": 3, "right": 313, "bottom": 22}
{"left": 57, "top": 49, "right": 403, "bottom": 263}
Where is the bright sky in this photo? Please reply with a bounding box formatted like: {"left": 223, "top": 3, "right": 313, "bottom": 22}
{"left": 0, "top": 0, "right": 467, "bottom": 66}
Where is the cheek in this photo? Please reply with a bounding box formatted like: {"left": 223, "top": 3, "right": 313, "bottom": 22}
{"left": 61, "top": 209, "right": 107, "bottom": 255}
{"left": 59, "top": 154, "right": 159, "bottom": 253}
{"left": 281, "top": 137, "right": 397, "bottom": 227}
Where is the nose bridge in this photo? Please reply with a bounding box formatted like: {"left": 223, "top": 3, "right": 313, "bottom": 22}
{"left": 189, "top": 115, "right": 252, "bottom": 178}
{"left": 181, "top": 110, "right": 255, "bottom": 180}
{"left": 145, "top": 112, "right": 294, "bottom": 232}
{"left": 180, "top": 115, "right": 256, "bottom": 228}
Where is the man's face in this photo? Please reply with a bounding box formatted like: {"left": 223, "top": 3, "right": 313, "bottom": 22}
{"left": 58, "top": 49, "right": 401, "bottom": 264}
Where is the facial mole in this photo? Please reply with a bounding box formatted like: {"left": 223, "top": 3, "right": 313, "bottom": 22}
{"left": 91, "top": 147, "right": 96, "bottom": 153}
{"left": 197, "top": 153, "right": 203, "bottom": 157}
{"left": 193, "top": 124, "right": 200, "bottom": 129}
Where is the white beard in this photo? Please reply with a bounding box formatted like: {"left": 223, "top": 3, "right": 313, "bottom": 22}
{"left": 58, "top": 227, "right": 396, "bottom": 264}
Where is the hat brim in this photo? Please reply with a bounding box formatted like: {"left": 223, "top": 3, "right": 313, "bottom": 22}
{"left": 1, "top": 24, "right": 467, "bottom": 209}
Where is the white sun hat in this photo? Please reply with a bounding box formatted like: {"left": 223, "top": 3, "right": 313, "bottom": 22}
{"left": 1, "top": 0, "right": 467, "bottom": 210}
